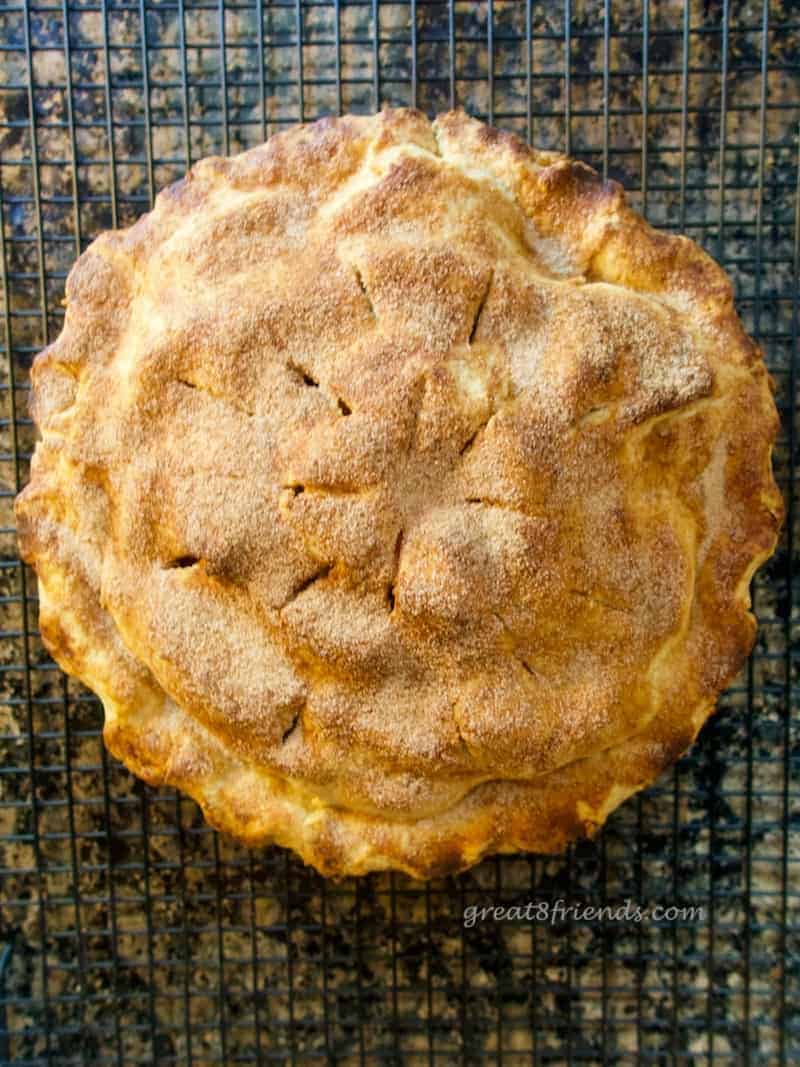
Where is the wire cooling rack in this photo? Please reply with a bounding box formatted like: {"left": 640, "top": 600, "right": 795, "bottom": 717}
{"left": 0, "top": 1, "right": 798, "bottom": 1063}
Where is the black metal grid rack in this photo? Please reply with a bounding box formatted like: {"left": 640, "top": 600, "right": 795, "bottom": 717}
{"left": 0, "top": 0, "right": 798, "bottom": 1063}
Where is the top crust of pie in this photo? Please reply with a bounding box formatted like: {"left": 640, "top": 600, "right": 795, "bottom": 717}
{"left": 16, "top": 109, "right": 782, "bottom": 878}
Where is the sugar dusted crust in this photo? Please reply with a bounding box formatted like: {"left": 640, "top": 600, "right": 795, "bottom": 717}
{"left": 16, "top": 110, "right": 782, "bottom": 878}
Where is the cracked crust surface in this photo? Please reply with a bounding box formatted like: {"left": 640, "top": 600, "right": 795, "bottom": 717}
{"left": 16, "top": 109, "right": 782, "bottom": 878}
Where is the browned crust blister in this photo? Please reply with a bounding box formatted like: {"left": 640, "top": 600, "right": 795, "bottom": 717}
{"left": 15, "top": 109, "right": 782, "bottom": 878}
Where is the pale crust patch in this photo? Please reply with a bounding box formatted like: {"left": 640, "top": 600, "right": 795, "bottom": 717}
{"left": 16, "top": 109, "right": 782, "bottom": 878}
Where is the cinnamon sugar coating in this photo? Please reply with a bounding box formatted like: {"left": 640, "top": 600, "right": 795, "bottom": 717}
{"left": 16, "top": 110, "right": 782, "bottom": 877}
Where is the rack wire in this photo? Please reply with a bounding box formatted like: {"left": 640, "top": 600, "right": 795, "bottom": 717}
{"left": 0, "top": 0, "right": 797, "bottom": 1063}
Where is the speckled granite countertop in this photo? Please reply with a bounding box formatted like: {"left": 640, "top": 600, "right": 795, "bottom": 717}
{"left": 0, "top": 1, "right": 797, "bottom": 1063}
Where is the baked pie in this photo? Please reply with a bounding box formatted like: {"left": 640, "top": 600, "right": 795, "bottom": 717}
{"left": 16, "top": 109, "right": 782, "bottom": 878}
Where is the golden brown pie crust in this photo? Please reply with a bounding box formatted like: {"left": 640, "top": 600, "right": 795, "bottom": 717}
{"left": 16, "top": 109, "right": 782, "bottom": 878}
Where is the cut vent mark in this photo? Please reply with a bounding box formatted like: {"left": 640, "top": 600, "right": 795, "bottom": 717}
{"left": 492, "top": 610, "right": 553, "bottom": 685}
{"left": 288, "top": 361, "right": 319, "bottom": 389}
{"left": 165, "top": 555, "right": 200, "bottom": 570}
{"left": 463, "top": 496, "right": 539, "bottom": 519}
{"left": 468, "top": 273, "right": 493, "bottom": 345}
{"left": 281, "top": 710, "right": 301, "bottom": 744}
{"left": 284, "top": 563, "right": 332, "bottom": 607}
{"left": 175, "top": 377, "right": 255, "bottom": 417}
{"left": 283, "top": 481, "right": 369, "bottom": 499}
{"left": 464, "top": 496, "right": 519, "bottom": 508}
{"left": 353, "top": 265, "right": 376, "bottom": 318}
{"left": 516, "top": 655, "right": 551, "bottom": 685}
{"left": 459, "top": 412, "right": 494, "bottom": 456}
{"left": 387, "top": 529, "right": 404, "bottom": 614}
{"left": 288, "top": 361, "right": 353, "bottom": 416}
{"left": 460, "top": 428, "right": 480, "bottom": 456}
